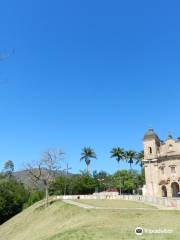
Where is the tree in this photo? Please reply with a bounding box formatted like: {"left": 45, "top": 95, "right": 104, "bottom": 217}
{"left": 80, "top": 147, "right": 97, "bottom": 173}
{"left": 0, "top": 178, "right": 28, "bottom": 224}
{"left": 112, "top": 170, "right": 142, "bottom": 194}
{"left": 26, "top": 148, "right": 64, "bottom": 208}
{"left": 51, "top": 174, "right": 97, "bottom": 195}
{"left": 23, "top": 190, "right": 44, "bottom": 209}
{"left": 49, "top": 175, "right": 67, "bottom": 196}
{"left": 110, "top": 147, "right": 125, "bottom": 194}
{"left": 125, "top": 150, "right": 137, "bottom": 170}
{"left": 93, "top": 171, "right": 111, "bottom": 192}
{"left": 4, "top": 160, "right": 14, "bottom": 177}
{"left": 110, "top": 147, "right": 125, "bottom": 170}
{"left": 136, "top": 150, "right": 144, "bottom": 170}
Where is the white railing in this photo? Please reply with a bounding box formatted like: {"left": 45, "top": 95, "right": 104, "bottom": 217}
{"left": 56, "top": 194, "right": 180, "bottom": 209}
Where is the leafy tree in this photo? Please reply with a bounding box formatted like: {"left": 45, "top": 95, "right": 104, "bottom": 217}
{"left": 4, "top": 160, "right": 14, "bottom": 177}
{"left": 93, "top": 171, "right": 112, "bottom": 192}
{"left": 113, "top": 170, "right": 143, "bottom": 194}
{"left": 23, "top": 191, "right": 44, "bottom": 209}
{"left": 80, "top": 147, "right": 97, "bottom": 173}
{"left": 0, "top": 178, "right": 29, "bottom": 224}
{"left": 80, "top": 174, "right": 96, "bottom": 194}
{"left": 110, "top": 147, "right": 125, "bottom": 194}
{"left": 68, "top": 174, "right": 96, "bottom": 195}
{"left": 49, "top": 175, "right": 67, "bottom": 195}
{"left": 50, "top": 174, "right": 97, "bottom": 195}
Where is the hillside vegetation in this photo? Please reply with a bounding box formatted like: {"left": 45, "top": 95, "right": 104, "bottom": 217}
{"left": 0, "top": 199, "right": 180, "bottom": 240}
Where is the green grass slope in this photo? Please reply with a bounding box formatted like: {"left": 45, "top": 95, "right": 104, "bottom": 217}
{"left": 74, "top": 199, "right": 157, "bottom": 209}
{"left": 0, "top": 199, "right": 180, "bottom": 240}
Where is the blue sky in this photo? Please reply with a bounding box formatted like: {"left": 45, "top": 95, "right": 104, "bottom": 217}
{"left": 0, "top": 0, "right": 180, "bottom": 173}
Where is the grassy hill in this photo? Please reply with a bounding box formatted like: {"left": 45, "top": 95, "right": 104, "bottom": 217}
{"left": 0, "top": 199, "right": 180, "bottom": 240}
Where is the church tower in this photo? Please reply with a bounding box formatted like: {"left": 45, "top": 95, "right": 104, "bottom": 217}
{"left": 143, "top": 129, "right": 160, "bottom": 197}
{"left": 143, "top": 129, "right": 180, "bottom": 198}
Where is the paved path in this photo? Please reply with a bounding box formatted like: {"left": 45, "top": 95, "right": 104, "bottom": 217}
{"left": 62, "top": 199, "right": 171, "bottom": 211}
{"left": 62, "top": 200, "right": 97, "bottom": 209}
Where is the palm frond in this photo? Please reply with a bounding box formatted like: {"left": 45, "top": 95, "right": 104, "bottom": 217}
{"left": 80, "top": 147, "right": 97, "bottom": 173}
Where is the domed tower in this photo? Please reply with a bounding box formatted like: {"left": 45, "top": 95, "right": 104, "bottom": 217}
{"left": 143, "top": 129, "right": 160, "bottom": 197}
{"left": 144, "top": 128, "right": 160, "bottom": 160}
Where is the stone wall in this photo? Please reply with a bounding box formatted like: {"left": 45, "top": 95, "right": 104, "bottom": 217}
{"left": 56, "top": 194, "right": 180, "bottom": 209}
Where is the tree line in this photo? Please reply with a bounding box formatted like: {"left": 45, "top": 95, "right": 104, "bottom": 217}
{"left": 0, "top": 146, "right": 144, "bottom": 224}
{"left": 49, "top": 170, "right": 144, "bottom": 196}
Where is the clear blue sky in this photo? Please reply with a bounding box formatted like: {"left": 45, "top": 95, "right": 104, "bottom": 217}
{"left": 0, "top": 0, "right": 180, "bottom": 173}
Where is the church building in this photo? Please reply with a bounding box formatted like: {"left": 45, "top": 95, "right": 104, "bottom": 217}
{"left": 143, "top": 129, "right": 180, "bottom": 198}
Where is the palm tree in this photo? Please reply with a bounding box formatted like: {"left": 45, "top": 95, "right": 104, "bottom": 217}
{"left": 110, "top": 147, "right": 125, "bottom": 194}
{"left": 80, "top": 147, "right": 97, "bottom": 173}
{"left": 125, "top": 150, "right": 137, "bottom": 170}
{"left": 110, "top": 147, "right": 125, "bottom": 170}
{"left": 136, "top": 150, "right": 144, "bottom": 170}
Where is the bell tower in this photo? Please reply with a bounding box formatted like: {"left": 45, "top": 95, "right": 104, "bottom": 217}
{"left": 143, "top": 129, "right": 160, "bottom": 197}
{"left": 144, "top": 128, "right": 160, "bottom": 160}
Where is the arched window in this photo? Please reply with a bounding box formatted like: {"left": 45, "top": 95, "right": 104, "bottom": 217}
{"left": 171, "top": 182, "right": 180, "bottom": 198}
{"left": 169, "top": 144, "right": 173, "bottom": 151}
{"left": 149, "top": 147, "right": 152, "bottom": 154}
{"left": 162, "top": 185, "right": 167, "bottom": 197}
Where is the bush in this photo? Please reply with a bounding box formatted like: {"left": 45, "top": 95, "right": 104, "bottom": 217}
{"left": 23, "top": 191, "right": 44, "bottom": 209}
{"left": 0, "top": 178, "right": 29, "bottom": 224}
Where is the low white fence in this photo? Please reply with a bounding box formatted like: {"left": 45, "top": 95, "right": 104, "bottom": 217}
{"left": 56, "top": 194, "right": 180, "bottom": 209}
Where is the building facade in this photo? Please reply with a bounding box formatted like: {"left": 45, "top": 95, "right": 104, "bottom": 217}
{"left": 143, "top": 129, "right": 180, "bottom": 198}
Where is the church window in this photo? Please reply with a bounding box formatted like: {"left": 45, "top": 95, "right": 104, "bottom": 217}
{"left": 169, "top": 144, "right": 173, "bottom": 151}
{"left": 171, "top": 166, "right": 176, "bottom": 174}
{"left": 149, "top": 147, "right": 152, "bottom": 154}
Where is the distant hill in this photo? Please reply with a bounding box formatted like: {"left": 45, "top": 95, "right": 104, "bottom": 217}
{"left": 13, "top": 169, "right": 71, "bottom": 188}
{"left": 13, "top": 170, "right": 35, "bottom": 188}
